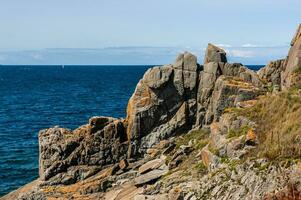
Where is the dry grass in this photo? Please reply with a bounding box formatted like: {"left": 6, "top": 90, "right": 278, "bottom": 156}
{"left": 224, "top": 76, "right": 256, "bottom": 90}
{"left": 236, "top": 89, "right": 301, "bottom": 160}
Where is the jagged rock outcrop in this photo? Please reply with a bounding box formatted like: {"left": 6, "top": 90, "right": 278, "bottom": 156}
{"left": 204, "top": 43, "right": 227, "bottom": 64}
{"left": 126, "top": 45, "right": 263, "bottom": 157}
{"left": 5, "top": 40, "right": 294, "bottom": 200}
{"left": 39, "top": 116, "right": 128, "bottom": 183}
{"left": 126, "top": 52, "right": 200, "bottom": 156}
{"left": 259, "top": 24, "right": 301, "bottom": 91}
{"left": 258, "top": 59, "right": 285, "bottom": 86}
{"left": 281, "top": 24, "right": 301, "bottom": 89}
{"left": 196, "top": 57, "right": 262, "bottom": 126}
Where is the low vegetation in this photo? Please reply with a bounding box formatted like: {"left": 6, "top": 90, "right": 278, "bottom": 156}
{"left": 175, "top": 129, "right": 210, "bottom": 150}
{"left": 226, "top": 125, "right": 250, "bottom": 139}
{"left": 233, "top": 89, "right": 301, "bottom": 160}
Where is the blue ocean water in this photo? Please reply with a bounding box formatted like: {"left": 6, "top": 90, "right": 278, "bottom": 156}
{"left": 0, "top": 65, "right": 263, "bottom": 196}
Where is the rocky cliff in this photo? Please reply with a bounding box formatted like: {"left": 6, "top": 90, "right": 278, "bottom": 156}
{"left": 259, "top": 24, "right": 301, "bottom": 90}
{"left": 2, "top": 24, "right": 301, "bottom": 200}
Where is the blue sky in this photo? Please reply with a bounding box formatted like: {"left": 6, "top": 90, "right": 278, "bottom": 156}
{"left": 0, "top": 0, "right": 300, "bottom": 65}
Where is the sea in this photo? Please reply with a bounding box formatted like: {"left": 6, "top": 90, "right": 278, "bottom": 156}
{"left": 0, "top": 65, "right": 263, "bottom": 196}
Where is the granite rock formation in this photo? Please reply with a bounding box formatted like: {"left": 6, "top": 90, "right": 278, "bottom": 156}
{"left": 258, "top": 59, "right": 285, "bottom": 92}
{"left": 282, "top": 24, "right": 301, "bottom": 89}
{"left": 126, "top": 52, "right": 200, "bottom": 157}
{"left": 259, "top": 24, "right": 301, "bottom": 90}
{"left": 38, "top": 116, "right": 128, "bottom": 184}
{"left": 2, "top": 24, "right": 301, "bottom": 200}
{"left": 204, "top": 43, "right": 227, "bottom": 64}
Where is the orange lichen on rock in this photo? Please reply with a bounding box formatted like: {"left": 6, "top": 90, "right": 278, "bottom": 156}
{"left": 125, "top": 80, "right": 154, "bottom": 141}
{"left": 246, "top": 128, "right": 257, "bottom": 145}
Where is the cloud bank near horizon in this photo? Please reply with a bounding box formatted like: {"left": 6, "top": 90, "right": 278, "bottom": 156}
{"left": 0, "top": 44, "right": 289, "bottom": 65}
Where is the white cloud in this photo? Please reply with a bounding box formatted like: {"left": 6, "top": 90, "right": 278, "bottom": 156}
{"left": 229, "top": 50, "right": 255, "bottom": 58}
{"left": 216, "top": 44, "right": 232, "bottom": 48}
{"left": 241, "top": 43, "right": 261, "bottom": 48}
{"left": 0, "top": 45, "right": 289, "bottom": 65}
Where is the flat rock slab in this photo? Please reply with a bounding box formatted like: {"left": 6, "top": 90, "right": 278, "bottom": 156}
{"left": 108, "top": 184, "right": 143, "bottom": 200}
{"left": 138, "top": 159, "right": 165, "bottom": 174}
{"left": 134, "top": 168, "right": 168, "bottom": 186}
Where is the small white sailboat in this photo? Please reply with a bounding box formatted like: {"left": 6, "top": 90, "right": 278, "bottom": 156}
{"left": 62, "top": 65, "right": 65, "bottom": 69}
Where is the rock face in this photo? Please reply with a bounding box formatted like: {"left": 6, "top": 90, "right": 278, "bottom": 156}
{"left": 39, "top": 116, "right": 128, "bottom": 183}
{"left": 204, "top": 43, "right": 227, "bottom": 64}
{"left": 258, "top": 24, "right": 301, "bottom": 90}
{"left": 258, "top": 59, "right": 285, "bottom": 86}
{"left": 125, "top": 44, "right": 264, "bottom": 158}
{"left": 196, "top": 58, "right": 262, "bottom": 126}
{"left": 11, "top": 26, "right": 301, "bottom": 199}
{"left": 126, "top": 52, "right": 200, "bottom": 156}
{"left": 281, "top": 24, "right": 301, "bottom": 89}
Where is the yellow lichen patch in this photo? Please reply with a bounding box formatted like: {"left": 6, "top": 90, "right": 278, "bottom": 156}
{"left": 125, "top": 81, "right": 154, "bottom": 140}
{"left": 246, "top": 128, "right": 257, "bottom": 142}
{"left": 210, "top": 122, "right": 219, "bottom": 131}
{"left": 42, "top": 167, "right": 113, "bottom": 198}
{"left": 131, "top": 82, "right": 153, "bottom": 108}
{"left": 73, "top": 124, "right": 91, "bottom": 136}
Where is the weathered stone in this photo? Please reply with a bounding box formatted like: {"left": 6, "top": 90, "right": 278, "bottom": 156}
{"left": 169, "top": 187, "right": 183, "bottom": 200}
{"left": 236, "top": 99, "right": 257, "bottom": 108}
{"left": 126, "top": 52, "right": 199, "bottom": 157}
{"left": 245, "top": 128, "right": 257, "bottom": 146}
{"left": 162, "top": 143, "right": 176, "bottom": 155}
{"left": 258, "top": 59, "right": 285, "bottom": 86}
{"left": 89, "top": 116, "right": 116, "bottom": 133}
{"left": 281, "top": 24, "right": 301, "bottom": 89}
{"left": 138, "top": 159, "right": 165, "bottom": 174}
{"left": 119, "top": 159, "right": 129, "bottom": 170}
{"left": 114, "top": 185, "right": 144, "bottom": 200}
{"left": 6, "top": 30, "right": 295, "bottom": 200}
{"left": 201, "top": 145, "right": 220, "bottom": 170}
{"left": 143, "top": 65, "right": 173, "bottom": 89}
{"left": 134, "top": 168, "right": 168, "bottom": 186}
{"left": 204, "top": 76, "right": 260, "bottom": 125}
{"left": 39, "top": 117, "right": 128, "bottom": 182}
{"left": 204, "top": 43, "right": 227, "bottom": 64}
{"left": 168, "top": 154, "right": 185, "bottom": 170}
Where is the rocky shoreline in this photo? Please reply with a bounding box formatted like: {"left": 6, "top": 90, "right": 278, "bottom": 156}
{"left": 1, "top": 24, "right": 301, "bottom": 200}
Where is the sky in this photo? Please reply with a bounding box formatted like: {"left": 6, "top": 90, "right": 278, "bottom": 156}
{"left": 0, "top": 0, "right": 300, "bottom": 65}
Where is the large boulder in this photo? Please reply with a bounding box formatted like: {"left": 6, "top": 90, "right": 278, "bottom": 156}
{"left": 204, "top": 43, "right": 227, "bottom": 64}
{"left": 126, "top": 52, "right": 200, "bottom": 157}
{"left": 205, "top": 76, "right": 261, "bottom": 123}
{"left": 39, "top": 116, "right": 128, "bottom": 182}
{"left": 258, "top": 59, "right": 285, "bottom": 86}
{"left": 195, "top": 61, "right": 262, "bottom": 127}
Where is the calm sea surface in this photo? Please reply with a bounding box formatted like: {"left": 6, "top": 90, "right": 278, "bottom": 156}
{"left": 0, "top": 65, "right": 262, "bottom": 196}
